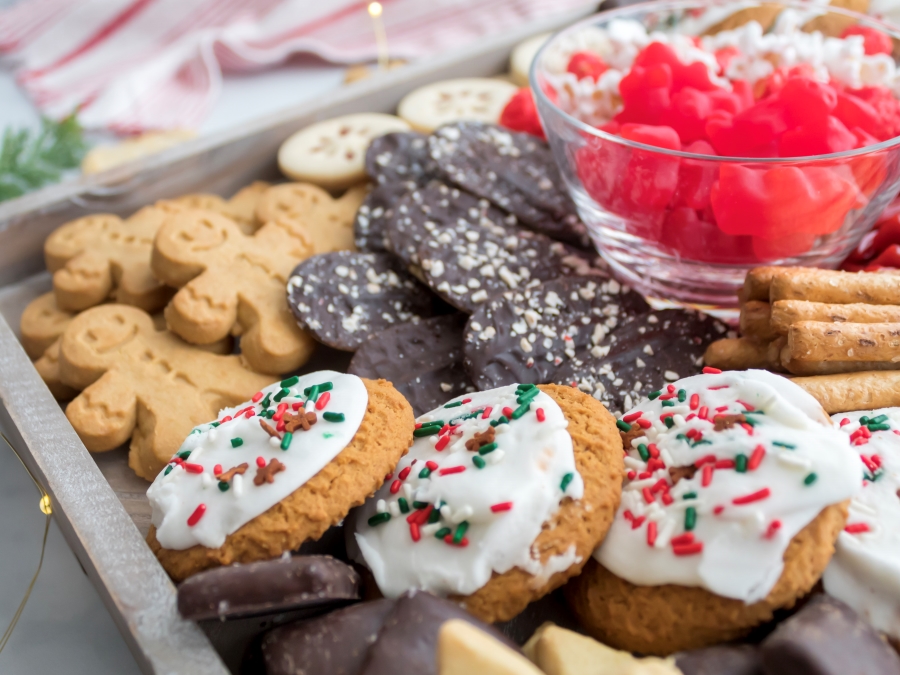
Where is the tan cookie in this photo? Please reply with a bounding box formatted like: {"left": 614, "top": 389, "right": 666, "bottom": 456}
{"left": 565, "top": 501, "right": 849, "bottom": 655}
{"left": 398, "top": 78, "right": 518, "bottom": 133}
{"left": 438, "top": 619, "right": 543, "bottom": 675}
{"left": 278, "top": 113, "right": 410, "bottom": 191}
{"left": 19, "top": 291, "right": 74, "bottom": 359}
{"left": 151, "top": 208, "right": 316, "bottom": 375}
{"left": 58, "top": 304, "right": 271, "bottom": 481}
{"left": 147, "top": 377, "right": 413, "bottom": 581}
{"left": 703, "top": 4, "right": 785, "bottom": 35}
{"left": 34, "top": 341, "right": 78, "bottom": 400}
{"left": 80, "top": 129, "right": 195, "bottom": 175}
{"left": 255, "top": 182, "right": 368, "bottom": 254}
{"left": 166, "top": 181, "right": 270, "bottom": 234}
{"left": 45, "top": 205, "right": 181, "bottom": 313}
{"left": 803, "top": 0, "right": 869, "bottom": 37}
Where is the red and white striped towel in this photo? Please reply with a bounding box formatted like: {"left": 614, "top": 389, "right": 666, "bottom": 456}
{"left": 0, "top": 0, "right": 595, "bottom": 133}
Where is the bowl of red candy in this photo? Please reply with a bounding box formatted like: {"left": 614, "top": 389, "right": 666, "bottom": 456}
{"left": 531, "top": 0, "right": 900, "bottom": 308}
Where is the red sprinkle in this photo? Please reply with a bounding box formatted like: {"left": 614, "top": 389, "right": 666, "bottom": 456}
{"left": 273, "top": 403, "right": 289, "bottom": 421}
{"left": 638, "top": 471, "right": 652, "bottom": 479}
{"left": 647, "top": 443, "right": 660, "bottom": 458}
{"left": 695, "top": 454, "right": 717, "bottom": 467}
{"left": 708, "top": 386, "right": 729, "bottom": 391}
{"left": 292, "top": 402, "right": 303, "bottom": 410}
{"left": 435, "top": 435, "right": 451, "bottom": 451}
{"left": 425, "top": 460, "right": 439, "bottom": 471}
{"left": 187, "top": 504, "right": 206, "bottom": 527}
{"left": 482, "top": 407, "right": 492, "bottom": 419}
{"left": 251, "top": 392, "right": 263, "bottom": 403}
{"left": 686, "top": 413, "right": 697, "bottom": 421}
{"left": 627, "top": 470, "right": 637, "bottom": 480}
{"left": 439, "top": 466, "right": 466, "bottom": 476}
{"left": 503, "top": 407, "right": 514, "bottom": 418}
{"left": 740, "top": 422, "right": 754, "bottom": 436}
{"left": 703, "top": 366, "right": 722, "bottom": 374}
{"left": 713, "top": 505, "right": 725, "bottom": 515}
{"left": 444, "top": 535, "right": 469, "bottom": 547}
{"left": 642, "top": 487, "right": 655, "bottom": 504}
{"left": 661, "top": 492, "right": 674, "bottom": 506}
{"left": 623, "top": 509, "right": 634, "bottom": 522}
{"left": 670, "top": 533, "right": 695, "bottom": 546}
{"left": 698, "top": 406, "right": 709, "bottom": 420}
{"left": 650, "top": 478, "right": 669, "bottom": 494}
{"left": 213, "top": 464, "right": 223, "bottom": 476}
{"left": 390, "top": 480, "right": 402, "bottom": 494}
{"left": 245, "top": 409, "right": 254, "bottom": 418}
{"left": 673, "top": 542, "right": 704, "bottom": 556}
{"left": 183, "top": 463, "right": 203, "bottom": 473}
{"left": 845, "top": 523, "right": 871, "bottom": 534}
{"left": 316, "top": 392, "right": 331, "bottom": 410}
{"left": 647, "top": 458, "right": 666, "bottom": 472}
{"left": 715, "top": 406, "right": 728, "bottom": 413}
{"left": 689, "top": 393, "right": 700, "bottom": 410}
{"left": 536, "top": 408, "right": 546, "bottom": 422}
{"left": 623, "top": 411, "right": 644, "bottom": 423}
{"left": 732, "top": 488, "right": 771, "bottom": 505}
{"left": 410, "top": 522, "right": 421, "bottom": 542}
{"left": 748, "top": 445, "right": 766, "bottom": 471}
{"left": 220, "top": 415, "right": 233, "bottom": 424}
{"left": 715, "top": 459, "right": 736, "bottom": 469}
{"left": 764, "top": 520, "right": 782, "bottom": 539}
{"left": 172, "top": 457, "right": 184, "bottom": 466}
{"left": 647, "top": 521, "right": 658, "bottom": 547}
{"left": 636, "top": 418, "right": 652, "bottom": 429}
{"left": 462, "top": 398, "right": 471, "bottom": 404}
{"left": 490, "top": 502, "right": 513, "bottom": 512}
{"left": 407, "top": 504, "right": 434, "bottom": 525}
{"left": 701, "top": 463, "right": 714, "bottom": 487}
{"left": 839, "top": 417, "right": 850, "bottom": 426}
{"left": 631, "top": 516, "right": 646, "bottom": 530}
{"left": 276, "top": 419, "right": 286, "bottom": 433}
{"left": 385, "top": 473, "right": 393, "bottom": 481}
{"left": 737, "top": 400, "right": 755, "bottom": 411}
{"left": 399, "top": 466, "right": 411, "bottom": 480}
{"left": 256, "top": 456, "right": 266, "bottom": 468}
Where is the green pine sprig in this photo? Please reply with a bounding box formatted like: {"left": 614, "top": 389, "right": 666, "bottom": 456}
{"left": 0, "top": 114, "right": 88, "bottom": 203}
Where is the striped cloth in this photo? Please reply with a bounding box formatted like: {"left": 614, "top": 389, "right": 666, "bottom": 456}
{"left": 0, "top": 0, "right": 594, "bottom": 133}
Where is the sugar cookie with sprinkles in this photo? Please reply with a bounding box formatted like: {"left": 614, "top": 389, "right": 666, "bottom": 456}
{"left": 348, "top": 313, "right": 474, "bottom": 417}
{"left": 286, "top": 252, "right": 441, "bottom": 351}
{"left": 146, "top": 371, "right": 413, "bottom": 581}
{"left": 823, "top": 408, "right": 900, "bottom": 647}
{"left": 554, "top": 309, "right": 730, "bottom": 413}
{"left": 463, "top": 276, "right": 650, "bottom": 390}
{"left": 428, "top": 121, "right": 591, "bottom": 249}
{"left": 567, "top": 369, "right": 860, "bottom": 655}
{"left": 352, "top": 382, "right": 624, "bottom": 623}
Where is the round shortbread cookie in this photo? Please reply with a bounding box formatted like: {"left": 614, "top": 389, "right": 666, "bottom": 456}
{"left": 510, "top": 32, "right": 551, "bottom": 87}
{"left": 147, "top": 377, "right": 414, "bottom": 581}
{"left": 278, "top": 114, "right": 410, "bottom": 191}
{"left": 397, "top": 78, "right": 518, "bottom": 133}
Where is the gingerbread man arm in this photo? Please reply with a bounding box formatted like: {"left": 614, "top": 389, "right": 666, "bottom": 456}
{"left": 236, "top": 299, "right": 315, "bottom": 375}
{"left": 53, "top": 250, "right": 114, "bottom": 312}
{"left": 66, "top": 369, "right": 137, "bottom": 452}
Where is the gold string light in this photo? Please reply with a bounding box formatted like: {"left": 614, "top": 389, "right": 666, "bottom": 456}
{"left": 0, "top": 432, "right": 51, "bottom": 656}
{"left": 368, "top": 2, "right": 390, "bottom": 70}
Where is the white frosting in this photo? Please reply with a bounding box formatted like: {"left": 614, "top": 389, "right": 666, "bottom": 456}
{"left": 595, "top": 370, "right": 860, "bottom": 603}
{"left": 147, "top": 371, "right": 367, "bottom": 550}
{"left": 353, "top": 384, "right": 584, "bottom": 598}
{"left": 823, "top": 408, "right": 900, "bottom": 641}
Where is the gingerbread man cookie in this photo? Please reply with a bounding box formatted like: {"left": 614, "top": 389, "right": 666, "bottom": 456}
{"left": 151, "top": 208, "right": 316, "bottom": 375}
{"left": 58, "top": 304, "right": 272, "bottom": 481}
{"left": 168, "top": 181, "right": 270, "bottom": 235}
{"left": 146, "top": 371, "right": 414, "bottom": 580}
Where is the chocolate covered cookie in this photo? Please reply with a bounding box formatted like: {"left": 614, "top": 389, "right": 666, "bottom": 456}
{"left": 287, "top": 252, "right": 440, "bottom": 351}
{"left": 554, "top": 309, "right": 728, "bottom": 413}
{"left": 348, "top": 313, "right": 473, "bottom": 416}
{"left": 428, "top": 122, "right": 590, "bottom": 248}
{"left": 463, "top": 276, "right": 649, "bottom": 391}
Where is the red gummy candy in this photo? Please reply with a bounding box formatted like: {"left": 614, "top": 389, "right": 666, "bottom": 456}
{"left": 867, "top": 244, "right": 900, "bottom": 269}
{"left": 633, "top": 42, "right": 718, "bottom": 92}
{"left": 672, "top": 140, "right": 717, "bottom": 211}
{"left": 499, "top": 88, "right": 545, "bottom": 139}
{"left": 834, "top": 91, "right": 885, "bottom": 140}
{"left": 841, "top": 25, "right": 893, "bottom": 55}
{"left": 567, "top": 51, "right": 609, "bottom": 81}
{"left": 778, "top": 115, "right": 856, "bottom": 157}
{"left": 619, "top": 123, "right": 681, "bottom": 150}
{"left": 779, "top": 76, "right": 837, "bottom": 127}
{"left": 714, "top": 46, "right": 740, "bottom": 74}
{"left": 660, "top": 207, "right": 756, "bottom": 264}
{"left": 617, "top": 63, "right": 674, "bottom": 126}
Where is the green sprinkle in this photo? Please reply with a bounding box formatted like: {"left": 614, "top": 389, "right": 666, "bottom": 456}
{"left": 398, "top": 498, "right": 410, "bottom": 514}
{"left": 745, "top": 410, "right": 765, "bottom": 415}
{"left": 444, "top": 400, "right": 463, "bottom": 408}
{"left": 473, "top": 456, "right": 486, "bottom": 469}
{"left": 217, "top": 481, "right": 229, "bottom": 492}
{"left": 453, "top": 521, "right": 469, "bottom": 544}
{"left": 280, "top": 375, "right": 299, "bottom": 388}
{"left": 414, "top": 426, "right": 441, "bottom": 438}
{"left": 742, "top": 415, "right": 757, "bottom": 426}
{"left": 676, "top": 433, "right": 688, "bottom": 442}
{"left": 773, "top": 441, "right": 795, "bottom": 449}
{"left": 692, "top": 439, "right": 712, "bottom": 447}
{"left": 266, "top": 409, "right": 275, "bottom": 419}
{"left": 304, "top": 381, "right": 333, "bottom": 396}
{"left": 661, "top": 400, "right": 675, "bottom": 407}
{"left": 616, "top": 420, "right": 632, "bottom": 432}
{"left": 189, "top": 429, "right": 201, "bottom": 435}
{"left": 804, "top": 472, "right": 818, "bottom": 486}
{"left": 164, "top": 465, "right": 173, "bottom": 476}
{"left": 637, "top": 444, "right": 650, "bottom": 461}
{"left": 685, "top": 507, "right": 697, "bottom": 531}
{"left": 859, "top": 416, "right": 870, "bottom": 425}
{"left": 323, "top": 412, "right": 345, "bottom": 423}
{"left": 516, "top": 387, "right": 540, "bottom": 405}
{"left": 305, "top": 385, "right": 320, "bottom": 402}
{"left": 280, "top": 432, "right": 293, "bottom": 451}
{"left": 490, "top": 415, "right": 509, "bottom": 427}
{"left": 428, "top": 507, "right": 441, "bottom": 524}
{"left": 735, "top": 454, "right": 748, "bottom": 472}
{"left": 478, "top": 442, "right": 498, "bottom": 455}
{"left": 323, "top": 432, "right": 334, "bottom": 439}
{"left": 561, "top": 472, "right": 574, "bottom": 493}
{"left": 683, "top": 492, "right": 697, "bottom": 500}
{"left": 210, "top": 421, "right": 221, "bottom": 428}
{"left": 517, "top": 383, "right": 536, "bottom": 391}
{"left": 368, "top": 512, "right": 391, "bottom": 526}
{"left": 868, "top": 423, "right": 890, "bottom": 432}
{"left": 511, "top": 402, "right": 531, "bottom": 420}
{"left": 260, "top": 393, "right": 271, "bottom": 409}
{"left": 177, "top": 450, "right": 192, "bottom": 460}
{"left": 419, "top": 468, "right": 432, "bottom": 479}
{"left": 664, "top": 417, "right": 675, "bottom": 429}
{"left": 273, "top": 387, "right": 290, "bottom": 402}
{"left": 871, "top": 414, "right": 888, "bottom": 424}
{"left": 648, "top": 390, "right": 661, "bottom": 400}
{"left": 413, "top": 501, "right": 429, "bottom": 510}
{"left": 677, "top": 389, "right": 687, "bottom": 402}
{"left": 230, "top": 437, "right": 243, "bottom": 448}
{"left": 435, "top": 527, "right": 451, "bottom": 539}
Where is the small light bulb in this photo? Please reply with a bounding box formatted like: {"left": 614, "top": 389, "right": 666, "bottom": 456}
{"left": 39, "top": 494, "right": 52, "bottom": 515}
{"left": 368, "top": 2, "right": 382, "bottom": 17}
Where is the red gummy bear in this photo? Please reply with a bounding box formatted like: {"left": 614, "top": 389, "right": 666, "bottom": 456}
{"left": 841, "top": 25, "right": 893, "bottom": 55}
{"left": 499, "top": 88, "right": 545, "bottom": 139}
{"left": 567, "top": 51, "right": 610, "bottom": 81}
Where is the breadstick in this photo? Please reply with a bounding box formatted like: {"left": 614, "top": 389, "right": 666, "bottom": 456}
{"left": 770, "top": 268, "right": 900, "bottom": 305}
{"left": 770, "top": 300, "right": 900, "bottom": 334}
{"left": 791, "top": 371, "right": 900, "bottom": 413}
{"left": 704, "top": 337, "right": 772, "bottom": 370}
{"left": 742, "top": 267, "right": 786, "bottom": 303}
{"left": 739, "top": 301, "right": 777, "bottom": 341}
{"left": 787, "top": 321, "right": 900, "bottom": 365}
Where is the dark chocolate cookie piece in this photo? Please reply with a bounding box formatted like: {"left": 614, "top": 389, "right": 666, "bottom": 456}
{"left": 463, "top": 276, "right": 650, "bottom": 391}
{"left": 761, "top": 594, "right": 900, "bottom": 675}
{"left": 262, "top": 598, "right": 395, "bottom": 675}
{"left": 348, "top": 314, "right": 473, "bottom": 416}
{"left": 365, "top": 131, "right": 434, "bottom": 185}
{"left": 428, "top": 121, "right": 590, "bottom": 248}
{"left": 354, "top": 182, "right": 411, "bottom": 253}
{"left": 177, "top": 554, "right": 359, "bottom": 621}
{"left": 676, "top": 645, "right": 763, "bottom": 675}
{"left": 553, "top": 308, "right": 728, "bottom": 413}
{"left": 386, "top": 181, "right": 517, "bottom": 269}
{"left": 360, "top": 591, "right": 519, "bottom": 675}
{"left": 287, "top": 251, "right": 439, "bottom": 351}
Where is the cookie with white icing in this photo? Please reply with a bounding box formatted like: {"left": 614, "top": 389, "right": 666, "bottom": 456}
{"left": 146, "top": 371, "right": 414, "bottom": 581}
{"left": 352, "top": 382, "right": 623, "bottom": 623}
{"left": 567, "top": 369, "right": 860, "bottom": 655}
{"left": 823, "top": 407, "right": 900, "bottom": 646}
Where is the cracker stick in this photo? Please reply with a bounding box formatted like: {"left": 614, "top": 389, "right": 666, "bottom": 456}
{"left": 770, "top": 268, "right": 900, "bottom": 305}
{"left": 740, "top": 301, "right": 777, "bottom": 341}
{"left": 787, "top": 321, "right": 900, "bottom": 365}
{"left": 783, "top": 359, "right": 900, "bottom": 376}
{"left": 741, "top": 266, "right": 785, "bottom": 303}
{"left": 704, "top": 337, "right": 772, "bottom": 370}
{"left": 791, "top": 371, "right": 900, "bottom": 413}
{"left": 770, "top": 300, "right": 900, "bottom": 334}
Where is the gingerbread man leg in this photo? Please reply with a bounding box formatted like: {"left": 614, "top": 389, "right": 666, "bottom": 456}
{"left": 165, "top": 271, "right": 239, "bottom": 345}
{"left": 65, "top": 369, "right": 137, "bottom": 452}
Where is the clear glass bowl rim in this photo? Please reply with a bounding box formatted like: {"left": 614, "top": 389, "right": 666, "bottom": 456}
{"left": 530, "top": 0, "right": 900, "bottom": 163}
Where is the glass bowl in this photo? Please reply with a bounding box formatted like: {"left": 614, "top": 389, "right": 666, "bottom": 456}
{"left": 531, "top": 0, "right": 900, "bottom": 308}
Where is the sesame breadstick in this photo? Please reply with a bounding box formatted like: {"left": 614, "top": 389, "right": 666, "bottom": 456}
{"left": 791, "top": 371, "right": 900, "bottom": 413}
{"left": 769, "top": 300, "right": 900, "bottom": 334}
{"left": 740, "top": 301, "right": 777, "bottom": 341}
{"left": 770, "top": 269, "right": 900, "bottom": 305}
{"left": 786, "top": 321, "right": 900, "bottom": 367}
